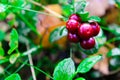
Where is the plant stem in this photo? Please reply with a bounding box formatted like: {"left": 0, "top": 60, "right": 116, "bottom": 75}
{"left": 22, "top": 62, "right": 53, "bottom": 79}
{"left": 26, "top": 43, "right": 37, "bottom": 80}
{"left": 70, "top": 48, "right": 73, "bottom": 58}
{"left": 13, "top": 59, "right": 28, "bottom": 73}
{"left": 10, "top": 5, "right": 57, "bottom": 17}
{"left": 28, "top": 0, "right": 64, "bottom": 19}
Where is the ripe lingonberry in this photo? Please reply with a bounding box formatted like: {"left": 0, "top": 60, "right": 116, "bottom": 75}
{"left": 69, "top": 14, "right": 81, "bottom": 22}
{"left": 78, "top": 23, "right": 93, "bottom": 39}
{"left": 67, "top": 33, "right": 79, "bottom": 43}
{"left": 90, "top": 22, "right": 100, "bottom": 36}
{"left": 80, "top": 37, "right": 95, "bottom": 49}
{"left": 66, "top": 19, "right": 79, "bottom": 33}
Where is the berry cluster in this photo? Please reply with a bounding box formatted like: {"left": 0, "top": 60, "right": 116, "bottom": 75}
{"left": 66, "top": 14, "right": 100, "bottom": 49}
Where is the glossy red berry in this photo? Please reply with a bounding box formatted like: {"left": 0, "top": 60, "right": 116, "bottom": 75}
{"left": 90, "top": 22, "right": 100, "bottom": 36}
{"left": 69, "top": 14, "right": 81, "bottom": 22}
{"left": 67, "top": 33, "right": 79, "bottom": 43}
{"left": 66, "top": 19, "right": 79, "bottom": 33}
{"left": 80, "top": 37, "right": 95, "bottom": 49}
{"left": 78, "top": 23, "right": 93, "bottom": 39}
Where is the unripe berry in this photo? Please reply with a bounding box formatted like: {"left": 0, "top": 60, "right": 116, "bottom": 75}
{"left": 69, "top": 14, "right": 81, "bottom": 22}
{"left": 90, "top": 22, "right": 100, "bottom": 36}
{"left": 66, "top": 19, "right": 79, "bottom": 33}
{"left": 67, "top": 33, "right": 79, "bottom": 43}
{"left": 80, "top": 37, "right": 95, "bottom": 49}
{"left": 78, "top": 23, "right": 93, "bottom": 39}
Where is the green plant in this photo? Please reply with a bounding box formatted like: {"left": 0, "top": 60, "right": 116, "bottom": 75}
{"left": 0, "top": 0, "right": 120, "bottom": 80}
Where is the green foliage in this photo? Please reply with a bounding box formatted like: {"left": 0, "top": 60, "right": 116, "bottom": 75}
{"left": 0, "top": 3, "right": 7, "bottom": 13}
{"left": 75, "top": 77, "right": 86, "bottom": 80}
{"left": 107, "top": 48, "right": 120, "bottom": 57}
{"left": 8, "top": 28, "right": 19, "bottom": 54}
{"left": 110, "top": 56, "right": 120, "bottom": 70}
{"left": 0, "top": 44, "right": 4, "bottom": 56}
{"left": 0, "top": 58, "right": 8, "bottom": 64}
{"left": 0, "top": 30, "right": 5, "bottom": 41}
{"left": 62, "top": 5, "right": 72, "bottom": 17}
{"left": 95, "top": 29, "right": 106, "bottom": 46}
{"left": 79, "top": 12, "right": 89, "bottom": 21}
{"left": 108, "top": 24, "right": 120, "bottom": 36}
{"left": 88, "top": 16, "right": 101, "bottom": 22}
{"left": 49, "top": 26, "right": 67, "bottom": 43}
{"left": 76, "top": 55, "right": 102, "bottom": 73}
{"left": 5, "top": 73, "right": 21, "bottom": 80}
{"left": 0, "top": 12, "right": 6, "bottom": 20}
{"left": 53, "top": 58, "right": 75, "bottom": 80}
{"left": 9, "top": 53, "right": 20, "bottom": 64}
{"left": 75, "top": 0, "right": 87, "bottom": 13}
{"left": 115, "top": 0, "right": 120, "bottom": 8}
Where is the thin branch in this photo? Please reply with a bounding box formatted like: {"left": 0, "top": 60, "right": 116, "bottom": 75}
{"left": 26, "top": 43, "right": 37, "bottom": 80}
{"left": 29, "top": 0, "right": 64, "bottom": 18}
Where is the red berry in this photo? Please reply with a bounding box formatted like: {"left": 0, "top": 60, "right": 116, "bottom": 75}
{"left": 78, "top": 23, "right": 93, "bottom": 39}
{"left": 80, "top": 37, "right": 95, "bottom": 49}
{"left": 90, "top": 22, "right": 100, "bottom": 36}
{"left": 66, "top": 19, "right": 79, "bottom": 33}
{"left": 67, "top": 33, "right": 79, "bottom": 43}
{"left": 69, "top": 14, "right": 81, "bottom": 22}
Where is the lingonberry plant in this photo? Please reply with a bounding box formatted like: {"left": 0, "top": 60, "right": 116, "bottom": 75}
{"left": 49, "top": 0, "right": 102, "bottom": 80}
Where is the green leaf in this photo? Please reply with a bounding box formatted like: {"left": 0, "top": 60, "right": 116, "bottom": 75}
{"left": 62, "top": 5, "right": 73, "bottom": 17}
{"left": 0, "top": 43, "right": 4, "bottom": 56}
{"left": 0, "top": 58, "right": 9, "bottom": 64}
{"left": 75, "top": 77, "right": 86, "bottom": 80}
{"left": 88, "top": 16, "right": 101, "bottom": 22}
{"left": 107, "top": 48, "right": 120, "bottom": 57}
{"left": 0, "top": 0, "right": 8, "bottom": 4}
{"left": 95, "top": 28, "right": 106, "bottom": 46}
{"left": 0, "top": 12, "right": 6, "bottom": 20}
{"left": 115, "top": 0, "right": 120, "bottom": 8}
{"left": 0, "top": 3, "right": 7, "bottom": 13}
{"left": 75, "top": 0, "right": 87, "bottom": 13}
{"left": 53, "top": 58, "right": 75, "bottom": 80}
{"left": 67, "top": 0, "right": 74, "bottom": 4}
{"left": 78, "top": 12, "right": 89, "bottom": 21}
{"left": 9, "top": 53, "right": 20, "bottom": 64}
{"left": 49, "top": 26, "right": 67, "bottom": 43}
{"left": 10, "top": 0, "right": 25, "bottom": 7}
{"left": 0, "top": 30, "right": 5, "bottom": 41}
{"left": 8, "top": 28, "right": 19, "bottom": 54}
{"left": 76, "top": 55, "right": 102, "bottom": 73}
{"left": 5, "top": 73, "right": 21, "bottom": 80}
{"left": 108, "top": 24, "right": 120, "bottom": 36}
{"left": 110, "top": 56, "right": 120, "bottom": 69}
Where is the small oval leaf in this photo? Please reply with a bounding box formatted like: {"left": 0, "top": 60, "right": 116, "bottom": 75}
{"left": 0, "top": 43, "right": 4, "bottom": 56}
{"left": 75, "top": 77, "right": 86, "bottom": 80}
{"left": 49, "top": 26, "right": 67, "bottom": 43}
{"left": 0, "top": 3, "right": 7, "bottom": 13}
{"left": 0, "top": 30, "right": 5, "bottom": 41}
{"left": 107, "top": 48, "right": 120, "bottom": 57}
{"left": 75, "top": 0, "right": 87, "bottom": 13}
{"left": 5, "top": 73, "right": 21, "bottom": 80}
{"left": 8, "top": 28, "right": 19, "bottom": 54}
{"left": 76, "top": 55, "right": 102, "bottom": 73}
{"left": 53, "top": 58, "right": 75, "bottom": 80}
{"left": 88, "top": 16, "right": 101, "bottom": 22}
{"left": 9, "top": 53, "right": 20, "bottom": 64}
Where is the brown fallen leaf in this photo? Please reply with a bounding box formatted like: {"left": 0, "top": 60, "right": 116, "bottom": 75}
{"left": 94, "top": 46, "right": 109, "bottom": 75}
{"left": 37, "top": 4, "right": 67, "bottom": 48}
